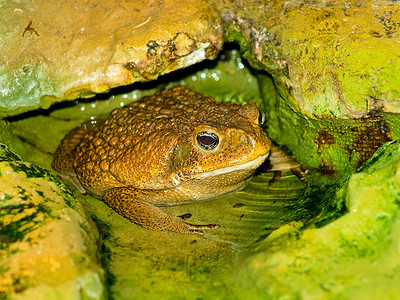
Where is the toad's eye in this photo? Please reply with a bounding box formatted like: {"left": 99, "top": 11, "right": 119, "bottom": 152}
{"left": 196, "top": 131, "right": 219, "bottom": 151}
{"left": 258, "top": 108, "right": 265, "bottom": 126}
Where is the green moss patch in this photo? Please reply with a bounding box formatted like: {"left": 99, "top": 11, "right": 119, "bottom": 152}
{"left": 232, "top": 141, "right": 400, "bottom": 299}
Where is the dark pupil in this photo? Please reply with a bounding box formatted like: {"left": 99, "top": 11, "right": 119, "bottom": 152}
{"left": 197, "top": 132, "right": 219, "bottom": 150}
{"left": 199, "top": 135, "right": 215, "bottom": 146}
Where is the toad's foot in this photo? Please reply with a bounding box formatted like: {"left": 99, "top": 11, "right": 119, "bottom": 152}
{"left": 103, "top": 187, "right": 219, "bottom": 235}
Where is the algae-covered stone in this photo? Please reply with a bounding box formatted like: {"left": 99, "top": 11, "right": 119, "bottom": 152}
{"left": 232, "top": 141, "right": 400, "bottom": 299}
{"left": 0, "top": 144, "right": 105, "bottom": 299}
{"left": 211, "top": 0, "right": 400, "bottom": 118}
{"left": 206, "top": 0, "right": 400, "bottom": 183}
{"left": 260, "top": 71, "right": 396, "bottom": 185}
{"left": 0, "top": 0, "right": 224, "bottom": 117}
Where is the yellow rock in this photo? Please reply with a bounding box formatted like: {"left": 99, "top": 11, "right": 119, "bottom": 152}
{"left": 0, "top": 0, "right": 224, "bottom": 116}
{"left": 0, "top": 145, "right": 105, "bottom": 299}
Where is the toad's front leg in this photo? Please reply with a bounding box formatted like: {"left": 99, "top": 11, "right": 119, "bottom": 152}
{"left": 103, "top": 187, "right": 219, "bottom": 235}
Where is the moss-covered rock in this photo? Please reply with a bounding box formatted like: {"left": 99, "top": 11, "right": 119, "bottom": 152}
{"left": 210, "top": 0, "right": 400, "bottom": 117}
{"left": 260, "top": 72, "right": 398, "bottom": 185}
{"left": 206, "top": 0, "right": 400, "bottom": 183}
{"left": 232, "top": 141, "right": 400, "bottom": 299}
{"left": 0, "top": 144, "right": 105, "bottom": 299}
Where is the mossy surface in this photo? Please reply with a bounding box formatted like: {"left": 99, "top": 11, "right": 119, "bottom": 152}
{"left": 212, "top": 0, "right": 400, "bottom": 117}
{"left": 205, "top": 0, "right": 400, "bottom": 184}
{"left": 260, "top": 72, "right": 399, "bottom": 185}
{"left": 231, "top": 141, "right": 400, "bottom": 299}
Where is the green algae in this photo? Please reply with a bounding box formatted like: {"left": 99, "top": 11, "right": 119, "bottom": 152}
{"left": 215, "top": 0, "right": 400, "bottom": 118}
{"left": 257, "top": 72, "right": 398, "bottom": 186}
{"left": 209, "top": 0, "right": 400, "bottom": 185}
{"left": 231, "top": 141, "right": 400, "bottom": 299}
{"left": 167, "top": 46, "right": 265, "bottom": 107}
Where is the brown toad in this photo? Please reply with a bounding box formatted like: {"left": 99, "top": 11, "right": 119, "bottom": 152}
{"left": 52, "top": 86, "right": 271, "bottom": 234}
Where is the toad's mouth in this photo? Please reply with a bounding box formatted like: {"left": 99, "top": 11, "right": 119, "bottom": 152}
{"left": 192, "top": 152, "right": 270, "bottom": 179}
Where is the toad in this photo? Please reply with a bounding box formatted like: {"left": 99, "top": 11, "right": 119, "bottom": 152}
{"left": 52, "top": 86, "right": 271, "bottom": 234}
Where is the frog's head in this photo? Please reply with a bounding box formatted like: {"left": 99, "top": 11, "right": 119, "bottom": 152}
{"left": 171, "top": 101, "right": 271, "bottom": 186}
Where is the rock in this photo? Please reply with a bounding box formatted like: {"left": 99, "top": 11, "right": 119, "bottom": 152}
{"left": 205, "top": 0, "right": 400, "bottom": 183}
{"left": 0, "top": 144, "right": 105, "bottom": 300}
{"left": 0, "top": 0, "right": 224, "bottom": 117}
{"left": 209, "top": 0, "right": 400, "bottom": 118}
{"left": 233, "top": 141, "right": 400, "bottom": 299}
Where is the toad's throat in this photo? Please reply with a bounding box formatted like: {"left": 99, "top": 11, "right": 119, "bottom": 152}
{"left": 191, "top": 152, "right": 270, "bottom": 179}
